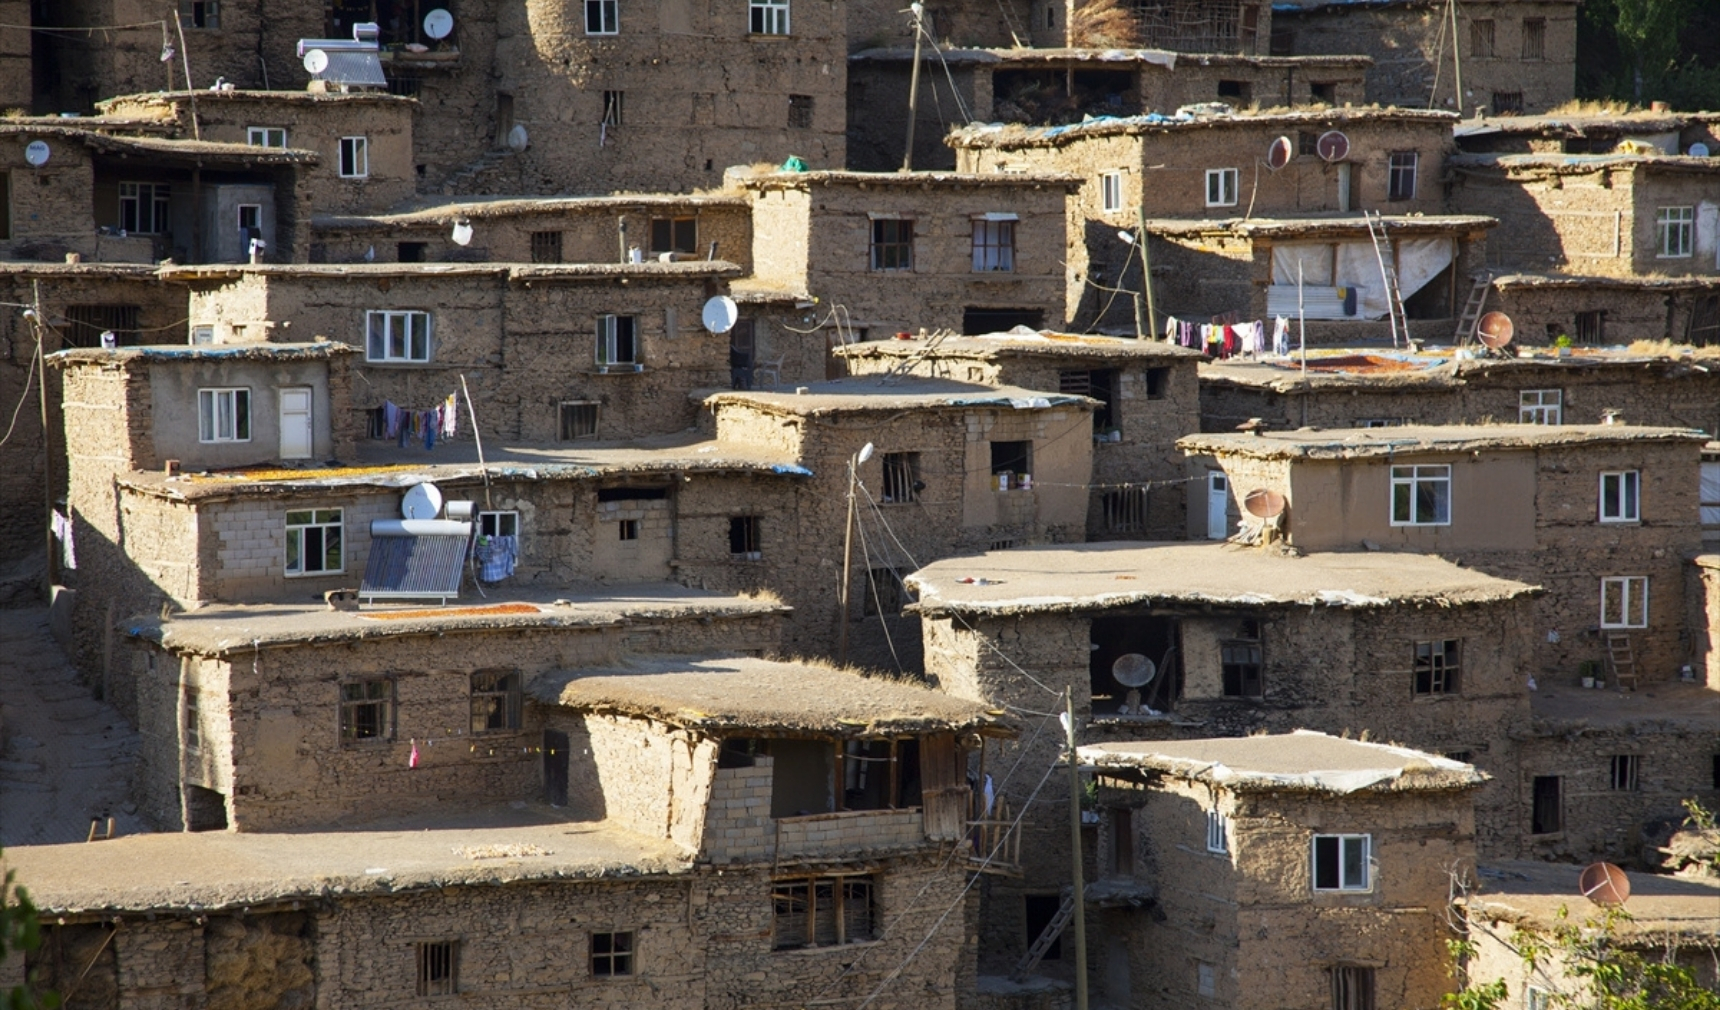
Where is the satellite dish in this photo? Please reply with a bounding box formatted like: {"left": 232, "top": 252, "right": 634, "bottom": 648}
{"left": 701, "top": 295, "right": 739, "bottom": 334}
{"left": 401, "top": 482, "right": 444, "bottom": 520}
{"left": 23, "top": 141, "right": 49, "bottom": 167}
{"left": 1477, "top": 311, "right": 1514, "bottom": 349}
{"left": 1266, "top": 135, "right": 1293, "bottom": 171}
{"left": 302, "top": 48, "right": 329, "bottom": 75}
{"left": 1243, "top": 488, "right": 1287, "bottom": 519}
{"left": 1689, "top": 142, "right": 1710, "bottom": 157}
{"left": 450, "top": 220, "right": 473, "bottom": 246}
{"left": 1579, "top": 862, "right": 1630, "bottom": 907}
{"left": 423, "top": 8, "right": 454, "bottom": 39}
{"left": 1112, "top": 653, "right": 1157, "bottom": 688}
{"left": 507, "top": 124, "right": 529, "bottom": 152}
{"left": 1316, "top": 130, "right": 1351, "bottom": 163}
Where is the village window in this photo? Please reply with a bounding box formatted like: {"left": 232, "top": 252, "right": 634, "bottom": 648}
{"left": 990, "top": 440, "right": 1032, "bottom": 479}
{"left": 751, "top": 0, "right": 791, "bottom": 35}
{"left": 180, "top": 0, "right": 219, "bottom": 29}
{"left": 470, "top": 671, "right": 521, "bottom": 734}
{"left": 183, "top": 687, "right": 201, "bottom": 752}
{"left": 1311, "top": 834, "right": 1370, "bottom": 891}
{"left": 590, "top": 931, "right": 633, "bottom": 976}
{"left": 618, "top": 519, "right": 639, "bottom": 540}
{"left": 1599, "top": 471, "right": 1640, "bottom": 523}
{"left": 1599, "top": 575, "right": 1649, "bottom": 629}
{"left": 1522, "top": 18, "right": 1546, "bottom": 59}
{"left": 1658, "top": 206, "right": 1694, "bottom": 258}
{"left": 1309, "top": 82, "right": 1336, "bottom": 104}
{"left": 1220, "top": 637, "right": 1263, "bottom": 698}
{"left": 197, "top": 387, "right": 250, "bottom": 443}
{"left": 1470, "top": 18, "right": 1495, "bottom": 58}
{"left": 840, "top": 737, "right": 920, "bottom": 810}
{"left": 788, "top": 94, "right": 814, "bottom": 128}
{"left": 601, "top": 91, "right": 624, "bottom": 126}
{"left": 1526, "top": 987, "right": 1552, "bottom": 1010}
{"left": 1387, "top": 152, "right": 1417, "bottom": 201}
{"left": 338, "top": 136, "right": 368, "bottom": 178}
{"left": 1110, "top": 807, "right": 1134, "bottom": 875}
{"left": 366, "top": 310, "right": 432, "bottom": 362}
{"left": 1389, "top": 464, "right": 1450, "bottom": 526}
{"left": 1216, "top": 79, "right": 1249, "bottom": 102}
{"left": 1205, "top": 809, "right": 1229, "bottom": 854}
{"left": 396, "top": 242, "right": 426, "bottom": 263}
{"left": 773, "top": 876, "right": 875, "bottom": 949}
{"left": 530, "top": 230, "right": 563, "bottom": 264}
{"left": 1298, "top": 131, "right": 1320, "bottom": 156}
{"left": 649, "top": 217, "right": 697, "bottom": 255}
{"left": 246, "top": 126, "right": 286, "bottom": 148}
{"left": 881, "top": 451, "right": 921, "bottom": 503}
{"left": 1412, "top": 639, "right": 1461, "bottom": 695}
{"left": 972, "top": 216, "right": 1016, "bottom": 272}
{"left": 415, "top": 940, "right": 457, "bottom": 996}
{"left": 1100, "top": 171, "right": 1123, "bottom": 213}
{"left": 864, "top": 567, "right": 912, "bottom": 615}
{"left": 1531, "top": 775, "right": 1562, "bottom": 834}
{"left": 1358, "top": 418, "right": 1408, "bottom": 428}
{"left": 596, "top": 314, "right": 638, "bottom": 367}
{"left": 1574, "top": 310, "right": 1606, "bottom": 345}
{"left": 560, "top": 401, "right": 600, "bottom": 440}
{"left": 870, "top": 218, "right": 914, "bottom": 271}
{"left": 118, "top": 182, "right": 170, "bottom": 234}
{"left": 729, "top": 516, "right": 761, "bottom": 558}
{"left": 1688, "top": 294, "right": 1720, "bottom": 346}
{"left": 1492, "top": 91, "right": 1524, "bottom": 114}
{"left": 1609, "top": 754, "right": 1640, "bottom": 791}
{"left": 339, "top": 677, "right": 394, "bottom": 743}
{"left": 286, "top": 509, "right": 343, "bottom": 576}
{"left": 1518, "top": 389, "right": 1561, "bottom": 424}
{"left": 1059, "top": 369, "right": 1117, "bottom": 430}
{"left": 479, "top": 511, "right": 519, "bottom": 539}
{"left": 1144, "top": 366, "right": 1169, "bottom": 399}
{"left": 1198, "top": 961, "right": 1217, "bottom": 998}
{"left": 1445, "top": 750, "right": 1474, "bottom": 763}
{"left": 585, "top": 0, "right": 618, "bottom": 34}
{"left": 1205, "top": 168, "right": 1239, "bottom": 208}
{"left": 1702, "top": 459, "right": 1720, "bottom": 527}
{"left": 1331, "top": 966, "right": 1376, "bottom": 1010}
{"left": 1102, "top": 486, "right": 1147, "bottom": 534}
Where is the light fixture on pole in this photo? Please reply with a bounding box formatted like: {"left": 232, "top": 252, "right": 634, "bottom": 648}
{"left": 837, "top": 442, "right": 875, "bottom": 664}
{"left": 1116, "top": 230, "right": 1149, "bottom": 342}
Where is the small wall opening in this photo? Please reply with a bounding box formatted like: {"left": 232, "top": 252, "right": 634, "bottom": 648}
{"left": 768, "top": 738, "right": 836, "bottom": 817}
{"left": 184, "top": 783, "right": 229, "bottom": 832}
{"left": 1090, "top": 614, "right": 1181, "bottom": 712}
{"left": 1023, "top": 894, "right": 1064, "bottom": 960}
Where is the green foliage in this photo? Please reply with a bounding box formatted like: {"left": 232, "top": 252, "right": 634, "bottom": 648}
{"left": 1443, "top": 978, "right": 1508, "bottom": 1010}
{"left": 1, "top": 855, "right": 59, "bottom": 1010}
{"left": 1682, "top": 798, "right": 1716, "bottom": 832}
{"left": 1578, "top": 0, "right": 1720, "bottom": 109}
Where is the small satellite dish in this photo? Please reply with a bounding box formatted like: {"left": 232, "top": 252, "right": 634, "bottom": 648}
{"left": 1579, "top": 862, "right": 1630, "bottom": 907}
{"left": 1689, "top": 142, "right": 1710, "bottom": 158}
{"left": 423, "top": 8, "right": 455, "bottom": 39}
{"left": 1476, "top": 311, "right": 1514, "bottom": 349}
{"left": 1266, "top": 135, "right": 1293, "bottom": 171}
{"left": 1112, "top": 653, "right": 1157, "bottom": 688}
{"left": 23, "top": 141, "right": 49, "bottom": 167}
{"left": 401, "top": 482, "right": 443, "bottom": 520}
{"left": 1243, "top": 488, "right": 1287, "bottom": 519}
{"left": 302, "top": 48, "right": 329, "bottom": 75}
{"left": 1316, "top": 130, "right": 1351, "bottom": 163}
{"left": 507, "top": 124, "right": 529, "bottom": 152}
{"left": 701, "top": 295, "right": 739, "bottom": 335}
{"left": 450, "top": 220, "right": 473, "bottom": 246}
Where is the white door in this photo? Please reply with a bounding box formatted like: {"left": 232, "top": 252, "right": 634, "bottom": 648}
{"left": 1337, "top": 162, "right": 1352, "bottom": 213}
{"left": 1206, "top": 471, "right": 1230, "bottom": 540}
{"left": 279, "top": 387, "right": 313, "bottom": 459}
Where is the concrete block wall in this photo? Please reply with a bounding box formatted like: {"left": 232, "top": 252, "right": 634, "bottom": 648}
{"left": 775, "top": 807, "right": 926, "bottom": 858}
{"left": 703, "top": 759, "right": 776, "bottom": 864}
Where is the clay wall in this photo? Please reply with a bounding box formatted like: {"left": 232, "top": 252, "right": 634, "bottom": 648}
{"left": 1490, "top": 283, "right": 1720, "bottom": 348}
{"left": 1453, "top": 163, "right": 1636, "bottom": 276}
{"left": 143, "top": 356, "right": 339, "bottom": 469}
{"left": 549, "top": 711, "right": 718, "bottom": 850}
{"left": 0, "top": 134, "right": 105, "bottom": 262}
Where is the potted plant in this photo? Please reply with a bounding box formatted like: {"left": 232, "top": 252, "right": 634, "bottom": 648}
{"left": 1554, "top": 334, "right": 1573, "bottom": 358}
{"left": 1579, "top": 659, "right": 1599, "bottom": 689}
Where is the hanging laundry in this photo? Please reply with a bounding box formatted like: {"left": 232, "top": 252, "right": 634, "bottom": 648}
{"left": 423, "top": 409, "right": 437, "bottom": 450}
{"left": 1162, "top": 316, "right": 1179, "bottom": 344}
{"left": 50, "top": 510, "right": 75, "bottom": 570}
{"left": 409, "top": 740, "right": 421, "bottom": 768}
{"left": 476, "top": 534, "right": 518, "bottom": 582}
{"left": 442, "top": 394, "right": 457, "bottom": 438}
{"left": 1272, "top": 316, "right": 1291, "bottom": 357}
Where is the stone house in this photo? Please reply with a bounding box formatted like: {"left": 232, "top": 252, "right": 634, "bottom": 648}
{"left": 1080, "top": 732, "right": 1486, "bottom": 1009}
{"left": 835, "top": 331, "right": 1204, "bottom": 539}
{"left": 1453, "top": 110, "right": 1720, "bottom": 158}
{"left": 904, "top": 541, "right": 1536, "bottom": 971}
{"left": 1180, "top": 424, "right": 1709, "bottom": 681}
{"left": 1270, "top": 0, "right": 1578, "bottom": 114}
{"left": 1485, "top": 273, "right": 1720, "bottom": 348}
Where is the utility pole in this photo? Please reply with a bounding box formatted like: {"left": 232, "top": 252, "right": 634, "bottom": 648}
{"left": 837, "top": 443, "right": 873, "bottom": 664}
{"left": 31, "top": 282, "right": 53, "bottom": 599}
{"left": 1448, "top": 0, "right": 1465, "bottom": 118}
{"left": 900, "top": 2, "right": 926, "bottom": 172}
{"left": 1136, "top": 196, "right": 1158, "bottom": 340}
{"left": 1065, "top": 686, "right": 1089, "bottom": 1010}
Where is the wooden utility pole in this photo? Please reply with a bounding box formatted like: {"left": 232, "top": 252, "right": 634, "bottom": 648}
{"left": 900, "top": 2, "right": 926, "bottom": 171}
{"left": 1066, "top": 687, "right": 1089, "bottom": 1010}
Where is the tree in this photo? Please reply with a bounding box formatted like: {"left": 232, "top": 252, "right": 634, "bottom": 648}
{"left": 1578, "top": 0, "right": 1720, "bottom": 110}
{"left": 0, "top": 856, "right": 57, "bottom": 1010}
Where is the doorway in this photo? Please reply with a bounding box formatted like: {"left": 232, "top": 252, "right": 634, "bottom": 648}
{"left": 278, "top": 387, "right": 313, "bottom": 459}
{"left": 544, "top": 729, "right": 569, "bottom": 807}
{"left": 1206, "top": 471, "right": 1231, "bottom": 540}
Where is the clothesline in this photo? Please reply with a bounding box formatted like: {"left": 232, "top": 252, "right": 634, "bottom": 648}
{"left": 379, "top": 395, "right": 458, "bottom": 449}
{"left": 1163, "top": 314, "right": 1294, "bottom": 359}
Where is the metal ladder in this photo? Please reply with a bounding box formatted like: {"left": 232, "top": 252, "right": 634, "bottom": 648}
{"left": 1604, "top": 633, "right": 1638, "bottom": 691}
{"left": 1453, "top": 273, "right": 1493, "bottom": 345}
{"left": 1364, "top": 211, "right": 1409, "bottom": 349}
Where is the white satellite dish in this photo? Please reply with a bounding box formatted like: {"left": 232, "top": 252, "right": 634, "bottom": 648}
{"left": 23, "top": 141, "right": 49, "bottom": 167}
{"left": 1690, "top": 142, "right": 1711, "bottom": 158}
{"left": 401, "top": 482, "right": 444, "bottom": 520}
{"left": 507, "top": 124, "right": 529, "bottom": 152}
{"left": 701, "top": 296, "right": 739, "bottom": 334}
{"left": 1112, "top": 653, "right": 1157, "bottom": 715}
{"left": 302, "top": 48, "right": 329, "bottom": 75}
{"left": 450, "top": 220, "right": 473, "bottom": 246}
{"left": 423, "top": 8, "right": 454, "bottom": 39}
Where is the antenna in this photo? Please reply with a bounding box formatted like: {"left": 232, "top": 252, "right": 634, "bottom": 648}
{"left": 1476, "top": 311, "right": 1514, "bottom": 350}
{"left": 1578, "top": 862, "right": 1630, "bottom": 907}
{"left": 401, "top": 483, "right": 443, "bottom": 520}
{"left": 1111, "top": 654, "right": 1157, "bottom": 715}
{"left": 1243, "top": 488, "right": 1286, "bottom": 520}
{"left": 423, "top": 8, "right": 455, "bottom": 39}
{"left": 1316, "top": 130, "right": 1351, "bottom": 163}
{"left": 701, "top": 296, "right": 739, "bottom": 335}
{"left": 1266, "top": 136, "right": 1293, "bottom": 171}
{"left": 23, "top": 141, "right": 49, "bottom": 167}
{"left": 1691, "top": 142, "right": 1711, "bottom": 157}
{"left": 302, "top": 48, "right": 329, "bottom": 75}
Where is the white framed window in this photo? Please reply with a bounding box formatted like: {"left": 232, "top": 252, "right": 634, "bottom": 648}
{"left": 1598, "top": 470, "right": 1640, "bottom": 523}
{"left": 1519, "top": 388, "right": 1562, "bottom": 424}
{"left": 585, "top": 0, "right": 618, "bottom": 34}
{"left": 1205, "top": 809, "right": 1229, "bottom": 854}
{"left": 1204, "top": 168, "right": 1238, "bottom": 208}
{"left": 1100, "top": 171, "right": 1123, "bottom": 213}
{"left": 286, "top": 508, "right": 343, "bottom": 577}
{"left": 247, "top": 126, "right": 286, "bottom": 148}
{"left": 1658, "top": 206, "right": 1693, "bottom": 258}
{"left": 118, "top": 181, "right": 170, "bottom": 234}
{"left": 1311, "top": 833, "right": 1370, "bottom": 891}
{"left": 479, "top": 511, "right": 519, "bottom": 538}
{"left": 180, "top": 0, "right": 219, "bottom": 29}
{"left": 338, "top": 136, "right": 369, "bottom": 179}
{"left": 1701, "top": 460, "right": 1720, "bottom": 527}
{"left": 1390, "top": 464, "right": 1450, "bottom": 526}
{"left": 1526, "top": 986, "right": 1551, "bottom": 1010}
{"left": 197, "top": 387, "right": 250, "bottom": 442}
{"left": 971, "top": 217, "right": 1015, "bottom": 272}
{"left": 596, "top": 314, "right": 638, "bottom": 367}
{"left": 1197, "top": 961, "right": 1216, "bottom": 998}
{"left": 1599, "top": 575, "right": 1648, "bottom": 629}
{"left": 365, "top": 310, "right": 431, "bottom": 362}
{"left": 1387, "top": 151, "right": 1418, "bottom": 201}
{"left": 750, "top": 0, "right": 790, "bottom": 34}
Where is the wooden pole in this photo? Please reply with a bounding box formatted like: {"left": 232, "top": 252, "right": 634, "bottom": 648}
{"left": 1136, "top": 196, "right": 1158, "bottom": 340}
{"left": 1066, "top": 686, "right": 1088, "bottom": 1010}
{"left": 837, "top": 454, "right": 858, "bottom": 663}
{"left": 459, "top": 374, "right": 492, "bottom": 509}
{"left": 900, "top": 4, "right": 926, "bottom": 172}
{"left": 33, "top": 282, "right": 53, "bottom": 598}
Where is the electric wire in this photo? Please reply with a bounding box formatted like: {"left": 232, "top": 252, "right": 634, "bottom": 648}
{"left": 0, "top": 316, "right": 43, "bottom": 449}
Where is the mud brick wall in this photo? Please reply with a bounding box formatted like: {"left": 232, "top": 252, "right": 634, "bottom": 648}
{"left": 114, "top": 918, "right": 206, "bottom": 1010}
{"left": 1697, "top": 557, "right": 1720, "bottom": 688}
{"left": 1453, "top": 163, "right": 1637, "bottom": 275}
{"left": 549, "top": 712, "right": 718, "bottom": 851}
{"left": 1491, "top": 283, "right": 1714, "bottom": 348}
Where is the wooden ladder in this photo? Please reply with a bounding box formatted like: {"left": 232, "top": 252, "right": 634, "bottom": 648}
{"left": 1011, "top": 891, "right": 1076, "bottom": 982}
{"left": 1364, "top": 211, "right": 1410, "bottom": 349}
{"left": 1604, "top": 632, "right": 1638, "bottom": 691}
{"left": 1453, "top": 273, "right": 1493, "bottom": 345}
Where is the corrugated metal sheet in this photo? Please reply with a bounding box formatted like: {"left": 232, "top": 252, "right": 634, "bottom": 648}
{"left": 360, "top": 534, "right": 468, "bottom": 602}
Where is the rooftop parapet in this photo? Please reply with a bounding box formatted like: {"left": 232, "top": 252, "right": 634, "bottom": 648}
{"left": 1080, "top": 730, "right": 1487, "bottom": 793}
{"left": 1179, "top": 422, "right": 1710, "bottom": 460}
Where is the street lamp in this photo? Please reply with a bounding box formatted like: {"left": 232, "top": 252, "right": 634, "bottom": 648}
{"left": 837, "top": 442, "right": 875, "bottom": 663}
